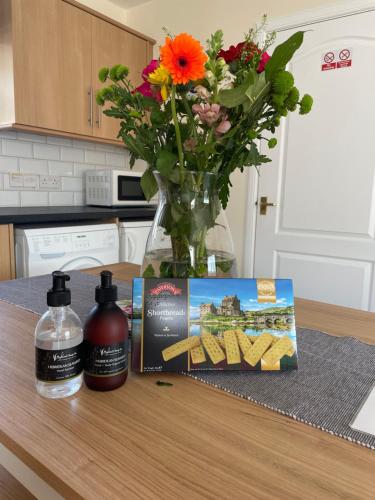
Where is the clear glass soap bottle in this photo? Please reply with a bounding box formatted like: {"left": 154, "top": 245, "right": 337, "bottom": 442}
{"left": 35, "top": 271, "right": 83, "bottom": 399}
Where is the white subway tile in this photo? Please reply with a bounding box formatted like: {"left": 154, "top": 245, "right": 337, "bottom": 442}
{"left": 20, "top": 191, "right": 48, "bottom": 206}
{"left": 48, "top": 191, "right": 74, "bottom": 206}
{"left": 84, "top": 150, "right": 106, "bottom": 165}
{"left": 105, "top": 152, "right": 127, "bottom": 168}
{"left": 0, "top": 156, "right": 18, "bottom": 173}
{"left": 0, "top": 190, "right": 20, "bottom": 206}
{"left": 95, "top": 143, "right": 124, "bottom": 153}
{"left": 0, "top": 130, "right": 17, "bottom": 140}
{"left": 17, "top": 132, "right": 46, "bottom": 143}
{"left": 61, "top": 147, "right": 84, "bottom": 162}
{"left": 61, "top": 176, "right": 83, "bottom": 192}
{"left": 74, "top": 163, "right": 96, "bottom": 177}
{"left": 33, "top": 143, "right": 60, "bottom": 160}
{"left": 47, "top": 136, "right": 73, "bottom": 147}
{"left": 2, "top": 139, "right": 33, "bottom": 158}
{"left": 48, "top": 161, "right": 74, "bottom": 176}
{"left": 19, "top": 158, "right": 48, "bottom": 174}
{"left": 72, "top": 139, "right": 96, "bottom": 150}
{"left": 73, "top": 192, "right": 84, "bottom": 206}
{"left": 0, "top": 174, "right": 3, "bottom": 190}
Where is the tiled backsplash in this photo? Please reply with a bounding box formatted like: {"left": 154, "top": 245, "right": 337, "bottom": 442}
{"left": 0, "top": 130, "right": 130, "bottom": 207}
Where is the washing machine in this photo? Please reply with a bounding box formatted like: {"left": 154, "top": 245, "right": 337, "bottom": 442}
{"left": 15, "top": 223, "right": 119, "bottom": 278}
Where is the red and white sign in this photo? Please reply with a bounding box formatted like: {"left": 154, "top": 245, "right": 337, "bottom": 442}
{"left": 321, "top": 48, "right": 352, "bottom": 71}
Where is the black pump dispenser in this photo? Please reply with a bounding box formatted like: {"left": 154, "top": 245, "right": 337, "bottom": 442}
{"left": 95, "top": 270, "right": 118, "bottom": 304}
{"left": 47, "top": 271, "right": 71, "bottom": 307}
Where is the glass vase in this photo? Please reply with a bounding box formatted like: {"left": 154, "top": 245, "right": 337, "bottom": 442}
{"left": 141, "top": 170, "right": 237, "bottom": 278}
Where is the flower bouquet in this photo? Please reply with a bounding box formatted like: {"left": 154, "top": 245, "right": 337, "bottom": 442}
{"left": 96, "top": 19, "right": 312, "bottom": 278}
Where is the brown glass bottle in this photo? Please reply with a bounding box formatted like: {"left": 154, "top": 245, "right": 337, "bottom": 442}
{"left": 84, "top": 271, "right": 128, "bottom": 391}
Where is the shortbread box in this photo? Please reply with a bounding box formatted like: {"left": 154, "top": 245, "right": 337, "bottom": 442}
{"left": 131, "top": 278, "right": 298, "bottom": 373}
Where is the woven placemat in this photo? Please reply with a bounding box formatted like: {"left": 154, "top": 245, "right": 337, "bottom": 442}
{"left": 0, "top": 270, "right": 132, "bottom": 320}
{"left": 186, "top": 328, "right": 375, "bottom": 449}
{"left": 0, "top": 272, "right": 374, "bottom": 449}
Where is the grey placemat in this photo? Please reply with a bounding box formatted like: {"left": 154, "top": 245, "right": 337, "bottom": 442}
{"left": 0, "top": 271, "right": 132, "bottom": 321}
{"left": 0, "top": 273, "right": 374, "bottom": 449}
{"left": 186, "top": 328, "right": 375, "bottom": 450}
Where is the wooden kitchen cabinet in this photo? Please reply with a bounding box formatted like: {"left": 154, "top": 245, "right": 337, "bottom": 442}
{"left": 0, "top": 0, "right": 154, "bottom": 145}
{"left": 11, "top": 0, "right": 92, "bottom": 136}
{"left": 0, "top": 225, "right": 15, "bottom": 281}
{"left": 92, "top": 17, "right": 150, "bottom": 141}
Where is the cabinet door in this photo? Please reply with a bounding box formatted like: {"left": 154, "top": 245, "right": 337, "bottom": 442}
{"left": 92, "top": 17, "right": 149, "bottom": 141}
{"left": 0, "top": 225, "right": 15, "bottom": 281}
{"left": 13, "top": 0, "right": 92, "bottom": 136}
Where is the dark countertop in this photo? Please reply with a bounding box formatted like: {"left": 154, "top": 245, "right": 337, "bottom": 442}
{"left": 0, "top": 206, "right": 156, "bottom": 225}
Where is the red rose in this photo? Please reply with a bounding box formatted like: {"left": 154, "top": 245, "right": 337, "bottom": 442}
{"left": 257, "top": 52, "right": 271, "bottom": 73}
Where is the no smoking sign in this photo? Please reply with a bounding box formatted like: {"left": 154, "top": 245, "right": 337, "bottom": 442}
{"left": 321, "top": 48, "right": 352, "bottom": 71}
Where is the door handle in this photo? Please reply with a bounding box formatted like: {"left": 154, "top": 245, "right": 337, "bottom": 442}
{"left": 256, "top": 196, "right": 277, "bottom": 215}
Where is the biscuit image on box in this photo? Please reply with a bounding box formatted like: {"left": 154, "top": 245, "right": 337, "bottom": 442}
{"left": 162, "top": 336, "right": 200, "bottom": 362}
{"left": 201, "top": 333, "right": 226, "bottom": 365}
{"left": 190, "top": 345, "right": 206, "bottom": 364}
{"left": 223, "top": 330, "right": 241, "bottom": 364}
{"left": 235, "top": 330, "right": 252, "bottom": 355}
{"left": 244, "top": 333, "right": 273, "bottom": 367}
{"left": 262, "top": 336, "right": 293, "bottom": 366}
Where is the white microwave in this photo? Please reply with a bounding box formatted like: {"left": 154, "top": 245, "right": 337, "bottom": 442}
{"left": 85, "top": 169, "right": 158, "bottom": 207}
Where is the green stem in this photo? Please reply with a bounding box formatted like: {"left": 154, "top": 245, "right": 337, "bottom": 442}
{"left": 171, "top": 85, "right": 184, "bottom": 172}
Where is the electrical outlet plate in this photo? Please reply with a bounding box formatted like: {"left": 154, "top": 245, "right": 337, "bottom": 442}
{"left": 23, "top": 174, "right": 38, "bottom": 189}
{"left": 39, "top": 175, "right": 61, "bottom": 190}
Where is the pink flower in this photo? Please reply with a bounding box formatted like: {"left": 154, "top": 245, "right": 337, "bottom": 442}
{"left": 192, "top": 103, "right": 221, "bottom": 126}
{"left": 257, "top": 52, "right": 270, "bottom": 73}
{"left": 142, "top": 59, "right": 159, "bottom": 81}
{"left": 216, "top": 117, "right": 231, "bottom": 136}
{"left": 134, "top": 81, "right": 162, "bottom": 103}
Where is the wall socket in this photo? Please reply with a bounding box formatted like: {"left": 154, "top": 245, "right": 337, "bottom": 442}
{"left": 39, "top": 175, "right": 61, "bottom": 190}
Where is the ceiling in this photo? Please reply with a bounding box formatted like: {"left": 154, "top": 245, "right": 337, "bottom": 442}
{"left": 108, "top": 0, "right": 151, "bottom": 9}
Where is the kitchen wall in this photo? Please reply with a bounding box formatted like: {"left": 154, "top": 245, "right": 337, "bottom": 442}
{"left": 123, "top": 0, "right": 339, "bottom": 275}
{"left": 0, "top": 130, "right": 130, "bottom": 207}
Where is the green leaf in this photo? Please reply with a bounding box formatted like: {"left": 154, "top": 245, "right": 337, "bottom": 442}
{"left": 151, "top": 108, "right": 165, "bottom": 126}
{"left": 265, "top": 31, "right": 305, "bottom": 81}
{"left": 159, "top": 261, "right": 174, "bottom": 278}
{"left": 245, "top": 143, "right": 272, "bottom": 166}
{"left": 218, "top": 71, "right": 255, "bottom": 108}
{"left": 156, "top": 380, "right": 173, "bottom": 386}
{"left": 156, "top": 149, "right": 178, "bottom": 177}
{"left": 140, "top": 168, "right": 158, "bottom": 201}
{"left": 142, "top": 264, "right": 155, "bottom": 278}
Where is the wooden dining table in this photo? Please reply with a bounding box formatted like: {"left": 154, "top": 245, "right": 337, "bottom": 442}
{"left": 0, "top": 262, "right": 374, "bottom": 499}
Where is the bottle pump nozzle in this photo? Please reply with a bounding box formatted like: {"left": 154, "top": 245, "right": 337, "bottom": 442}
{"left": 95, "top": 270, "right": 118, "bottom": 303}
{"left": 47, "top": 271, "right": 71, "bottom": 306}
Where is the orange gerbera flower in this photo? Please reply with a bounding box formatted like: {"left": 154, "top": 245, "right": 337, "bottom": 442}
{"left": 160, "top": 33, "right": 207, "bottom": 85}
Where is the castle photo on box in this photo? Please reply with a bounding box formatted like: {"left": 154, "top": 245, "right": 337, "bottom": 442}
{"left": 189, "top": 279, "right": 297, "bottom": 370}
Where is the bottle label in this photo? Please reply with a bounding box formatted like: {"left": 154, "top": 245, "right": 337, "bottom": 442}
{"left": 36, "top": 344, "right": 83, "bottom": 382}
{"left": 84, "top": 341, "right": 128, "bottom": 377}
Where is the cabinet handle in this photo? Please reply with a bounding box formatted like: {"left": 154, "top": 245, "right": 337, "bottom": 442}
{"left": 87, "top": 88, "right": 93, "bottom": 126}
{"left": 96, "top": 102, "right": 102, "bottom": 128}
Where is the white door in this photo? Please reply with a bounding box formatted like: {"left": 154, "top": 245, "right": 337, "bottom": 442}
{"left": 253, "top": 9, "right": 375, "bottom": 311}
